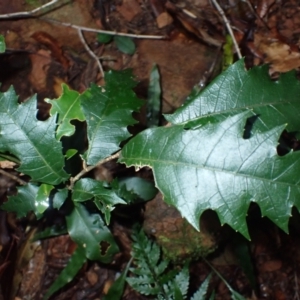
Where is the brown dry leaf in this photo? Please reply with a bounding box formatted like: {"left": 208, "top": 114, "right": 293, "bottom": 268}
{"left": 156, "top": 12, "right": 173, "bottom": 28}
{"left": 0, "top": 161, "right": 16, "bottom": 169}
{"left": 116, "top": 0, "right": 142, "bottom": 22}
{"left": 29, "top": 49, "right": 52, "bottom": 92}
{"left": 260, "top": 260, "right": 282, "bottom": 272}
{"left": 31, "top": 31, "right": 69, "bottom": 70}
{"left": 255, "top": 34, "right": 300, "bottom": 72}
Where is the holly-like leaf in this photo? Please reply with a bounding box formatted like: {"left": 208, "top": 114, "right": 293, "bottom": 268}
{"left": 73, "top": 178, "right": 126, "bottom": 224}
{"left": 66, "top": 203, "right": 119, "bottom": 262}
{"left": 1, "top": 183, "right": 39, "bottom": 217}
{"left": 46, "top": 84, "right": 85, "bottom": 140}
{"left": 79, "top": 70, "right": 143, "bottom": 165}
{"left": 73, "top": 178, "right": 125, "bottom": 205}
{"left": 167, "top": 59, "right": 300, "bottom": 133}
{"left": 0, "top": 87, "right": 69, "bottom": 184}
{"left": 120, "top": 60, "right": 300, "bottom": 238}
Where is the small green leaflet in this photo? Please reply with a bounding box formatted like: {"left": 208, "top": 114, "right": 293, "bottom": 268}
{"left": 114, "top": 36, "right": 136, "bottom": 55}
{"left": 35, "top": 183, "right": 54, "bottom": 216}
{"left": 0, "top": 88, "right": 69, "bottom": 185}
{"left": 103, "top": 258, "right": 132, "bottom": 300}
{"left": 120, "top": 60, "right": 300, "bottom": 239}
{"left": 66, "top": 203, "right": 119, "bottom": 262}
{"left": 72, "top": 178, "right": 126, "bottom": 224}
{"left": 43, "top": 245, "right": 87, "bottom": 300}
{"left": 0, "top": 35, "right": 5, "bottom": 53}
{"left": 190, "top": 274, "right": 211, "bottom": 300}
{"left": 1, "top": 183, "right": 39, "bottom": 218}
{"left": 79, "top": 69, "right": 143, "bottom": 165}
{"left": 53, "top": 188, "right": 68, "bottom": 210}
{"left": 97, "top": 33, "right": 113, "bottom": 44}
{"left": 147, "top": 64, "right": 161, "bottom": 128}
{"left": 46, "top": 84, "right": 85, "bottom": 140}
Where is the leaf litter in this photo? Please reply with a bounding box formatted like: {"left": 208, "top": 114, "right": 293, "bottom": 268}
{"left": 1, "top": 0, "right": 300, "bottom": 299}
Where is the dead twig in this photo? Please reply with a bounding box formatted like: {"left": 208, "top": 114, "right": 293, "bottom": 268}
{"left": 0, "top": 0, "right": 68, "bottom": 19}
{"left": 42, "top": 18, "right": 166, "bottom": 39}
{"left": 77, "top": 29, "right": 104, "bottom": 78}
{"left": 69, "top": 151, "right": 120, "bottom": 190}
{"left": 210, "top": 0, "right": 242, "bottom": 59}
{"left": 0, "top": 169, "right": 26, "bottom": 185}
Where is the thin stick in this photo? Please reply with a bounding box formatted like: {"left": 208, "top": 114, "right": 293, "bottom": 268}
{"left": 0, "top": 0, "right": 65, "bottom": 19}
{"left": 0, "top": 169, "right": 27, "bottom": 185}
{"left": 42, "top": 18, "right": 166, "bottom": 39}
{"left": 69, "top": 151, "right": 120, "bottom": 189}
{"left": 77, "top": 29, "right": 104, "bottom": 78}
{"left": 210, "top": 0, "right": 242, "bottom": 59}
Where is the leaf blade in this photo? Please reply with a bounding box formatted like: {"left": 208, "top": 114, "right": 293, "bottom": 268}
{"left": 0, "top": 88, "right": 69, "bottom": 184}
{"left": 121, "top": 111, "right": 300, "bottom": 238}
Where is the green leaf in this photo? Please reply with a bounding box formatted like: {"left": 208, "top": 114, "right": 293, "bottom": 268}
{"left": 79, "top": 70, "right": 143, "bottom": 165}
{"left": 174, "top": 263, "right": 189, "bottom": 298}
{"left": 117, "top": 177, "right": 157, "bottom": 202}
{"left": 128, "top": 228, "right": 190, "bottom": 300}
{"left": 191, "top": 273, "right": 211, "bottom": 300}
{"left": 32, "top": 225, "right": 67, "bottom": 241}
{"left": 97, "top": 33, "right": 113, "bottom": 44}
{"left": 120, "top": 60, "right": 300, "bottom": 238}
{"left": 73, "top": 178, "right": 125, "bottom": 205}
{"left": 103, "top": 258, "right": 132, "bottom": 300}
{"left": 46, "top": 84, "right": 85, "bottom": 140}
{"left": 53, "top": 188, "right": 68, "bottom": 210}
{"left": 121, "top": 111, "right": 299, "bottom": 238}
{"left": 1, "top": 183, "right": 39, "bottom": 217}
{"left": 73, "top": 178, "right": 126, "bottom": 224}
{"left": 66, "top": 203, "right": 119, "bottom": 262}
{"left": 0, "top": 35, "right": 5, "bottom": 53}
{"left": 147, "top": 64, "right": 161, "bottom": 128}
{"left": 222, "top": 35, "right": 234, "bottom": 71}
{"left": 43, "top": 245, "right": 87, "bottom": 300}
{"left": 0, "top": 87, "right": 69, "bottom": 185}
{"left": 114, "top": 36, "right": 136, "bottom": 55}
{"left": 166, "top": 59, "right": 300, "bottom": 133}
{"left": 65, "top": 148, "right": 78, "bottom": 160}
{"left": 35, "top": 184, "right": 54, "bottom": 216}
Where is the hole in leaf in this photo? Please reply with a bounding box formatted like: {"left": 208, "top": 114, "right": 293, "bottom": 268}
{"left": 277, "top": 130, "right": 300, "bottom": 156}
{"left": 243, "top": 115, "right": 259, "bottom": 139}
{"left": 100, "top": 240, "right": 110, "bottom": 256}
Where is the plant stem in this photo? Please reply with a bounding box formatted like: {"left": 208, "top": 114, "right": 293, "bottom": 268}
{"left": 0, "top": 169, "right": 27, "bottom": 185}
{"left": 42, "top": 18, "right": 166, "bottom": 39}
{"left": 69, "top": 151, "right": 120, "bottom": 189}
{"left": 0, "top": 0, "right": 68, "bottom": 19}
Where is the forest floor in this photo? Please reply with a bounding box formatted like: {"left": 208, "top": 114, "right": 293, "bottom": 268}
{"left": 1, "top": 0, "right": 300, "bottom": 299}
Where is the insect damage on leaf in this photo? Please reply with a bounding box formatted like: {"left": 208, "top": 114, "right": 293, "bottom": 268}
{"left": 120, "top": 59, "right": 300, "bottom": 239}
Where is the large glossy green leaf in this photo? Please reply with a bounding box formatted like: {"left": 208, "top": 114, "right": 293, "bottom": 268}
{"left": 0, "top": 87, "right": 69, "bottom": 184}
{"left": 120, "top": 60, "right": 300, "bottom": 238}
{"left": 79, "top": 70, "right": 143, "bottom": 165}
{"left": 66, "top": 203, "right": 119, "bottom": 262}
{"left": 1, "top": 183, "right": 39, "bottom": 217}
{"left": 167, "top": 59, "right": 300, "bottom": 133}
{"left": 46, "top": 84, "right": 85, "bottom": 140}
